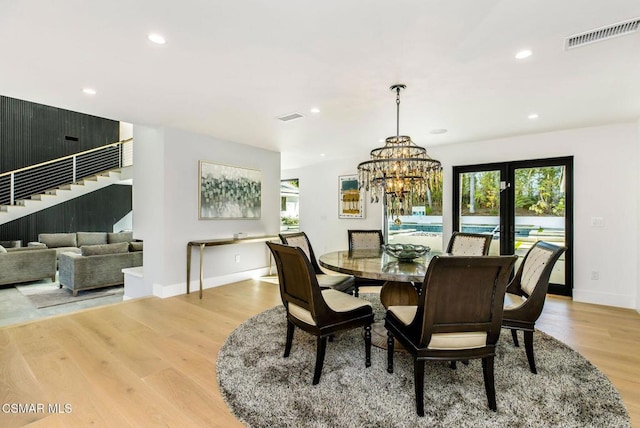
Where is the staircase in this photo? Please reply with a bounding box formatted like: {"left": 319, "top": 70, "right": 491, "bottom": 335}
{"left": 0, "top": 139, "right": 133, "bottom": 226}
{"left": 0, "top": 168, "right": 130, "bottom": 225}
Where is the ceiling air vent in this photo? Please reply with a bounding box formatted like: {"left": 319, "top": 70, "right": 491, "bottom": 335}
{"left": 277, "top": 112, "right": 304, "bottom": 122}
{"left": 565, "top": 17, "right": 640, "bottom": 50}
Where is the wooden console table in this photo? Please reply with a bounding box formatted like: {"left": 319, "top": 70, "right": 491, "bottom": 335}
{"left": 186, "top": 235, "right": 279, "bottom": 299}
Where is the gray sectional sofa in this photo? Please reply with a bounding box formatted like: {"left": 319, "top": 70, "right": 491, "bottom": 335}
{"left": 0, "top": 246, "right": 57, "bottom": 286}
{"left": 59, "top": 241, "right": 143, "bottom": 296}
{"left": 29, "top": 231, "right": 135, "bottom": 259}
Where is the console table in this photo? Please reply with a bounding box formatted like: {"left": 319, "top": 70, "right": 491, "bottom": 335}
{"left": 186, "top": 235, "right": 279, "bottom": 298}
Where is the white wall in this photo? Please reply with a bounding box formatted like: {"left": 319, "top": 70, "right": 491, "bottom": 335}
{"left": 283, "top": 157, "right": 385, "bottom": 256}
{"left": 285, "top": 122, "right": 640, "bottom": 309}
{"left": 133, "top": 126, "right": 281, "bottom": 298}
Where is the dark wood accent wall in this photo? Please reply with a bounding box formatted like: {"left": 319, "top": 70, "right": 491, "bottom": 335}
{"left": 0, "top": 184, "right": 133, "bottom": 244}
{"left": 0, "top": 96, "right": 128, "bottom": 244}
{"left": 0, "top": 96, "right": 119, "bottom": 173}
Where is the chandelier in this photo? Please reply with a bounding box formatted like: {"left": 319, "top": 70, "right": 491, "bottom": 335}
{"left": 357, "top": 84, "right": 442, "bottom": 225}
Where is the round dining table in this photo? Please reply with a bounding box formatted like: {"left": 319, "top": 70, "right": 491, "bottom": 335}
{"left": 319, "top": 248, "right": 442, "bottom": 350}
{"left": 318, "top": 249, "right": 443, "bottom": 307}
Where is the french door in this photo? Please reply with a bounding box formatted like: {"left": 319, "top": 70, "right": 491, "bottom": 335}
{"left": 453, "top": 157, "right": 573, "bottom": 296}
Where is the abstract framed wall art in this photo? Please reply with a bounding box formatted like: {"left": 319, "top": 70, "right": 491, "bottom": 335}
{"left": 199, "top": 161, "right": 262, "bottom": 219}
{"left": 338, "top": 174, "right": 365, "bottom": 219}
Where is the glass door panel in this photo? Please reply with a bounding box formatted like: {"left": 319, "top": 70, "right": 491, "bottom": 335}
{"left": 513, "top": 165, "right": 567, "bottom": 287}
{"left": 455, "top": 169, "right": 502, "bottom": 255}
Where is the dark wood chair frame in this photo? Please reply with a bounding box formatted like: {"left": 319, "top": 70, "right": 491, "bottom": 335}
{"left": 279, "top": 231, "right": 355, "bottom": 294}
{"left": 267, "top": 242, "right": 374, "bottom": 385}
{"left": 279, "top": 232, "right": 325, "bottom": 275}
{"left": 385, "top": 255, "right": 517, "bottom": 416}
{"left": 347, "top": 229, "right": 385, "bottom": 296}
{"left": 446, "top": 231, "right": 493, "bottom": 255}
{"left": 502, "top": 241, "right": 566, "bottom": 374}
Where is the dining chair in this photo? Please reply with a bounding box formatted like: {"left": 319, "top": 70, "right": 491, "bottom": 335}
{"left": 347, "top": 229, "right": 385, "bottom": 296}
{"left": 446, "top": 231, "right": 493, "bottom": 255}
{"left": 266, "top": 242, "right": 374, "bottom": 384}
{"left": 279, "top": 232, "right": 355, "bottom": 294}
{"left": 502, "top": 241, "right": 566, "bottom": 373}
{"left": 385, "top": 254, "right": 517, "bottom": 416}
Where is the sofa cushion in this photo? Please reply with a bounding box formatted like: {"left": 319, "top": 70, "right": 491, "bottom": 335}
{"left": 129, "top": 241, "right": 143, "bottom": 252}
{"left": 77, "top": 232, "right": 108, "bottom": 246}
{"left": 108, "top": 232, "right": 133, "bottom": 244}
{"left": 39, "top": 233, "right": 77, "bottom": 248}
{"left": 81, "top": 242, "right": 130, "bottom": 256}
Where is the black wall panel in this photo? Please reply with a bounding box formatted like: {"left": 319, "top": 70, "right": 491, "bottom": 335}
{"left": 0, "top": 97, "right": 128, "bottom": 244}
{"left": 0, "top": 184, "right": 132, "bottom": 245}
{"left": 0, "top": 96, "right": 119, "bottom": 173}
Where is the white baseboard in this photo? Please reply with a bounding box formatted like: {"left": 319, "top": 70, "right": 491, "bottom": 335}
{"left": 153, "top": 267, "right": 271, "bottom": 299}
{"left": 573, "top": 289, "right": 637, "bottom": 310}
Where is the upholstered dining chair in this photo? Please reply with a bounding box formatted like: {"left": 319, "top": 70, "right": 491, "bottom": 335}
{"left": 385, "top": 254, "right": 517, "bottom": 416}
{"left": 446, "top": 231, "right": 493, "bottom": 256}
{"left": 502, "top": 241, "right": 566, "bottom": 374}
{"left": 347, "top": 229, "right": 385, "bottom": 296}
{"left": 266, "top": 242, "right": 374, "bottom": 385}
{"left": 279, "top": 232, "right": 355, "bottom": 294}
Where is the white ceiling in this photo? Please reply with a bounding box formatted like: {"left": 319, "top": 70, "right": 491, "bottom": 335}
{"left": 1, "top": 1, "right": 639, "bottom": 169}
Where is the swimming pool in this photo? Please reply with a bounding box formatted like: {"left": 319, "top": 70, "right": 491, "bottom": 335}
{"left": 389, "top": 224, "right": 554, "bottom": 238}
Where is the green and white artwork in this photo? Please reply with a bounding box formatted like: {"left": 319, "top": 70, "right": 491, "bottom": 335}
{"left": 199, "top": 161, "right": 261, "bottom": 219}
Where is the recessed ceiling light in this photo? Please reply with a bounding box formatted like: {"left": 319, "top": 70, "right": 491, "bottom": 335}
{"left": 320, "top": 153, "right": 326, "bottom": 157}
{"left": 429, "top": 128, "right": 448, "bottom": 135}
{"left": 148, "top": 33, "right": 166, "bottom": 45}
{"left": 310, "top": 107, "right": 320, "bottom": 114}
{"left": 515, "top": 49, "right": 532, "bottom": 59}
{"left": 528, "top": 113, "right": 539, "bottom": 119}
{"left": 82, "top": 88, "right": 96, "bottom": 95}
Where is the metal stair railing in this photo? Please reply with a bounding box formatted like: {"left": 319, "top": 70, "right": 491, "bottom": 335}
{"left": 0, "top": 138, "right": 133, "bottom": 206}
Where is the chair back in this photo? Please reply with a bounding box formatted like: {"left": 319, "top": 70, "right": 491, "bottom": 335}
{"left": 417, "top": 255, "right": 517, "bottom": 347}
{"left": 446, "top": 232, "right": 493, "bottom": 255}
{"left": 267, "top": 242, "right": 328, "bottom": 323}
{"left": 279, "top": 232, "right": 323, "bottom": 274}
{"left": 507, "top": 241, "right": 566, "bottom": 316}
{"left": 348, "top": 229, "right": 384, "bottom": 251}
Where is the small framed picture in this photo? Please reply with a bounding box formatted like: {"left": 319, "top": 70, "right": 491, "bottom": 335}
{"left": 338, "top": 175, "right": 365, "bottom": 219}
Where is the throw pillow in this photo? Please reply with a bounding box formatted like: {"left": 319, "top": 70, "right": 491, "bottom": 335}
{"left": 129, "top": 241, "right": 143, "bottom": 252}
{"left": 108, "top": 231, "right": 133, "bottom": 244}
{"left": 77, "top": 232, "right": 108, "bottom": 246}
{"left": 0, "top": 245, "right": 6, "bottom": 253}
{"left": 81, "top": 242, "right": 129, "bottom": 256}
{"left": 39, "top": 233, "right": 77, "bottom": 248}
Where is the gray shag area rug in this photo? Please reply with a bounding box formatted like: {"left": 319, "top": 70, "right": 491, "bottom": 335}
{"left": 217, "top": 295, "right": 630, "bottom": 428}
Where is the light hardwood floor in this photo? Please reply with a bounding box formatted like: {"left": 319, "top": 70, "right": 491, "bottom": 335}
{"left": 1, "top": 279, "right": 639, "bottom": 427}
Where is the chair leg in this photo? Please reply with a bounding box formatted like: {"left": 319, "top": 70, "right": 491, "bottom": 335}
{"left": 414, "top": 359, "right": 425, "bottom": 417}
{"left": 312, "top": 336, "right": 327, "bottom": 385}
{"left": 284, "top": 321, "right": 294, "bottom": 358}
{"left": 524, "top": 330, "right": 537, "bottom": 374}
{"left": 364, "top": 324, "right": 372, "bottom": 367}
{"left": 482, "top": 356, "right": 497, "bottom": 412}
{"left": 511, "top": 329, "right": 520, "bottom": 347}
{"left": 449, "top": 361, "right": 457, "bottom": 370}
{"left": 386, "top": 330, "right": 395, "bottom": 373}
{"left": 353, "top": 284, "right": 359, "bottom": 297}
